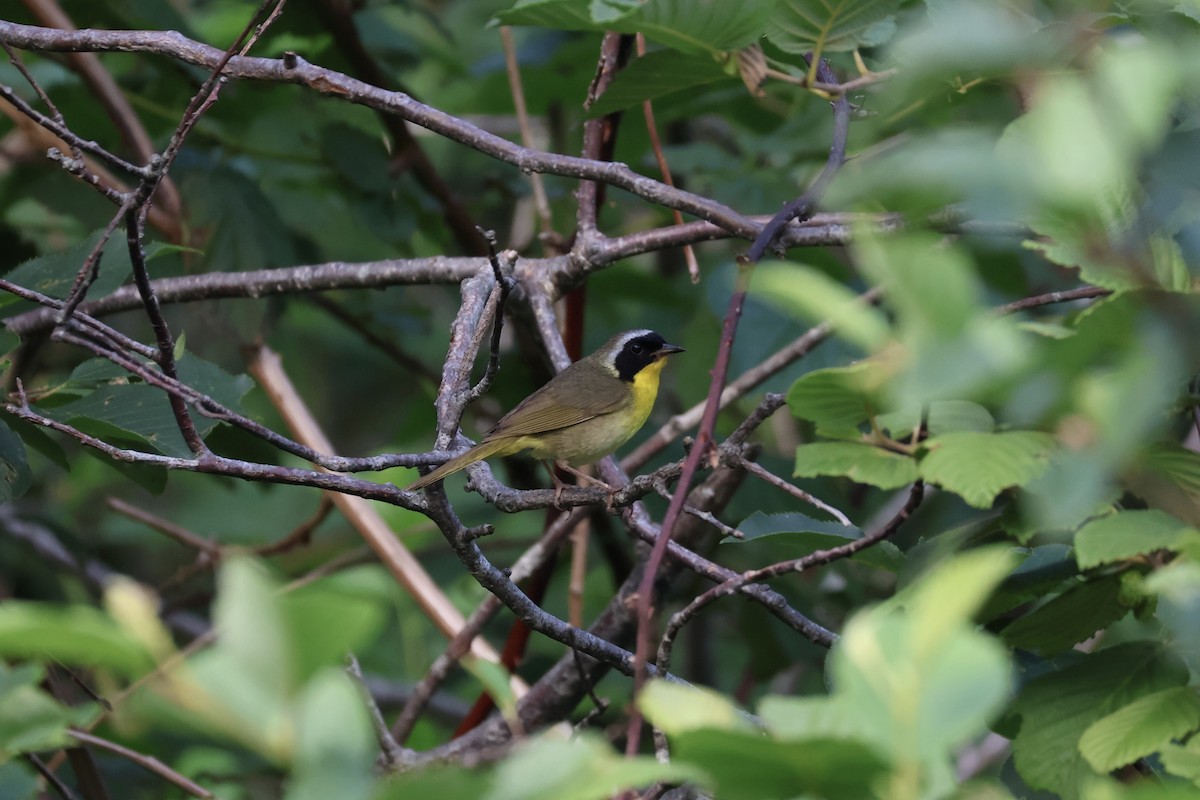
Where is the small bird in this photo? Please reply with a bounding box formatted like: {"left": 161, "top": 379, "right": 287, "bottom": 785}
{"left": 409, "top": 329, "right": 684, "bottom": 493}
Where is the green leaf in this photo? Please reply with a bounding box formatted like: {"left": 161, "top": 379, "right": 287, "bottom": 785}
{"left": 767, "top": 0, "right": 900, "bottom": 54}
{"left": 280, "top": 575, "right": 387, "bottom": 686}
{"left": 288, "top": 670, "right": 375, "bottom": 800}
{"left": 1079, "top": 687, "right": 1200, "bottom": 773}
{"left": 486, "top": 734, "right": 705, "bottom": 800}
{"left": 0, "top": 228, "right": 133, "bottom": 310}
{"left": 0, "top": 418, "right": 31, "bottom": 502}
{"left": 876, "top": 400, "right": 995, "bottom": 438}
{"left": 1009, "top": 642, "right": 1190, "bottom": 796}
{"left": 670, "top": 729, "right": 887, "bottom": 800}
{"left": 215, "top": 558, "right": 292, "bottom": 693}
{"left": 498, "top": 0, "right": 778, "bottom": 55}
{"left": 0, "top": 603, "right": 154, "bottom": 676}
{"left": 588, "top": 50, "right": 731, "bottom": 116}
{"left": 758, "top": 695, "right": 865, "bottom": 741}
{"left": 0, "top": 760, "right": 40, "bottom": 800}
{"left": 919, "top": 431, "right": 1055, "bottom": 508}
{"left": 1075, "top": 510, "right": 1200, "bottom": 569}
{"left": 1001, "top": 575, "right": 1129, "bottom": 655}
{"left": 795, "top": 441, "right": 919, "bottom": 489}
{"left": 786, "top": 362, "right": 886, "bottom": 432}
{"left": 815, "top": 549, "right": 1016, "bottom": 797}
{"left": 1160, "top": 738, "right": 1200, "bottom": 785}
{"left": 732, "top": 511, "right": 904, "bottom": 570}
{"left": 0, "top": 663, "right": 96, "bottom": 758}
{"left": 638, "top": 680, "right": 754, "bottom": 735}
{"left": 754, "top": 262, "right": 891, "bottom": 354}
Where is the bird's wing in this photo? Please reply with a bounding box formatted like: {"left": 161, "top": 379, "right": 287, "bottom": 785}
{"left": 486, "top": 366, "right": 627, "bottom": 439}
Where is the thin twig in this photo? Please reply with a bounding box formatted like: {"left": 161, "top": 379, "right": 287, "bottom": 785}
{"left": 736, "top": 457, "right": 852, "bottom": 527}
{"left": 69, "top": 729, "right": 214, "bottom": 799}
{"left": 347, "top": 654, "right": 410, "bottom": 769}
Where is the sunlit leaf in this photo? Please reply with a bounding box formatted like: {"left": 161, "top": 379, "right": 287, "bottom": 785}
{"left": 794, "top": 441, "right": 919, "bottom": 489}
{"left": 1078, "top": 687, "right": 1200, "bottom": 773}
{"left": 786, "top": 362, "right": 887, "bottom": 433}
{"left": 919, "top": 431, "right": 1055, "bottom": 509}
{"left": 754, "top": 262, "right": 890, "bottom": 354}
{"left": 1075, "top": 510, "right": 1200, "bottom": 569}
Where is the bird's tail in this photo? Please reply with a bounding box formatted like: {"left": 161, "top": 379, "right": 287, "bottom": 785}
{"left": 408, "top": 438, "right": 512, "bottom": 490}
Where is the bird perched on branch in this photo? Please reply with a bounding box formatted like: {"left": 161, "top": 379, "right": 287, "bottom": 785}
{"left": 409, "top": 329, "right": 684, "bottom": 497}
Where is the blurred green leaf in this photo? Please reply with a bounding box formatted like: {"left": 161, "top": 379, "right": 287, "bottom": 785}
{"left": 670, "top": 729, "right": 887, "bottom": 800}
{"left": 0, "top": 603, "right": 154, "bottom": 676}
{"left": 1160, "top": 738, "right": 1200, "bottom": 786}
{"left": 282, "top": 578, "right": 388, "bottom": 686}
{"left": 794, "top": 441, "right": 919, "bottom": 489}
{"left": 639, "top": 680, "right": 754, "bottom": 735}
{"left": 287, "top": 670, "right": 376, "bottom": 800}
{"left": 754, "top": 262, "right": 890, "bottom": 353}
{"left": 919, "top": 431, "right": 1055, "bottom": 509}
{"left": 1078, "top": 686, "right": 1200, "bottom": 774}
{"left": 0, "top": 760, "right": 39, "bottom": 800}
{"left": 0, "top": 663, "right": 96, "bottom": 759}
{"left": 486, "top": 734, "right": 704, "bottom": 800}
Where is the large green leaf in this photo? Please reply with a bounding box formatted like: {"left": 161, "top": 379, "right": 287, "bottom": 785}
{"left": 0, "top": 603, "right": 155, "bottom": 676}
{"left": 498, "top": 0, "right": 778, "bottom": 55}
{"left": 1001, "top": 575, "right": 1128, "bottom": 655}
{"left": 832, "top": 549, "right": 1016, "bottom": 793}
{"left": 589, "top": 50, "right": 731, "bottom": 116}
{"left": 919, "top": 431, "right": 1055, "bottom": 509}
{"left": 1008, "top": 642, "right": 1190, "bottom": 797}
{"left": 1074, "top": 510, "right": 1200, "bottom": 570}
{"left": 486, "top": 734, "right": 705, "bottom": 800}
{"left": 786, "top": 362, "right": 886, "bottom": 433}
{"left": 639, "top": 680, "right": 754, "bottom": 735}
{"left": 794, "top": 441, "right": 919, "bottom": 489}
{"left": 0, "top": 228, "right": 133, "bottom": 310}
{"left": 288, "top": 670, "right": 376, "bottom": 800}
{"left": 1078, "top": 687, "right": 1200, "bottom": 773}
{"left": 766, "top": 0, "right": 901, "bottom": 54}
{"left": 876, "top": 400, "right": 995, "bottom": 438}
{"left": 754, "top": 262, "right": 891, "bottom": 354}
{"left": 0, "top": 663, "right": 97, "bottom": 759}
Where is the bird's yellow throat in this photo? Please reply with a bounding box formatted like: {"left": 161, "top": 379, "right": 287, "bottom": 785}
{"left": 628, "top": 357, "right": 669, "bottom": 429}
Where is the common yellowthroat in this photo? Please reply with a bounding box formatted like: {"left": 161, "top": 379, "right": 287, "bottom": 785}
{"left": 409, "top": 329, "right": 684, "bottom": 491}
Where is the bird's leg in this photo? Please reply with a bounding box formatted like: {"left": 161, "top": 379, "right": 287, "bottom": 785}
{"left": 554, "top": 462, "right": 621, "bottom": 511}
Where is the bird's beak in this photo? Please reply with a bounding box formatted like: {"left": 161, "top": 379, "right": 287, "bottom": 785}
{"left": 654, "top": 342, "right": 686, "bottom": 359}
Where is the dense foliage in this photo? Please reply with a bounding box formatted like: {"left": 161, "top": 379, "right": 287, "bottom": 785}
{"left": 1, "top": 1, "right": 1199, "bottom": 799}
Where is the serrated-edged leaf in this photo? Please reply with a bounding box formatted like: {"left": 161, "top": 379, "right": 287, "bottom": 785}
{"left": 732, "top": 511, "right": 903, "bottom": 570}
{"left": 498, "top": 0, "right": 777, "bottom": 55}
{"left": 1079, "top": 687, "right": 1200, "bottom": 773}
{"left": 920, "top": 431, "right": 1054, "bottom": 509}
{"left": 50, "top": 384, "right": 193, "bottom": 458}
{"left": 876, "top": 400, "right": 995, "bottom": 438}
{"left": 1009, "top": 642, "right": 1189, "bottom": 796}
{"left": 1161, "top": 739, "right": 1200, "bottom": 784}
{"left": 1075, "top": 510, "right": 1199, "bottom": 569}
{"left": 589, "top": 50, "right": 730, "bottom": 116}
{"left": 754, "top": 262, "right": 891, "bottom": 353}
{"left": 0, "top": 418, "right": 31, "bottom": 502}
{"left": 631, "top": 0, "right": 779, "bottom": 55}
{"left": 795, "top": 441, "right": 919, "bottom": 489}
{"left": 1139, "top": 443, "right": 1200, "bottom": 503}
{"left": 1001, "top": 575, "right": 1128, "bottom": 655}
{"left": 0, "top": 229, "right": 132, "bottom": 310}
{"left": 787, "top": 362, "right": 886, "bottom": 431}
{"left": 767, "top": 0, "right": 900, "bottom": 54}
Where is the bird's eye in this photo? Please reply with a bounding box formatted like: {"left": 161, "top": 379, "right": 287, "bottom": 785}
{"left": 629, "top": 342, "right": 643, "bottom": 354}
